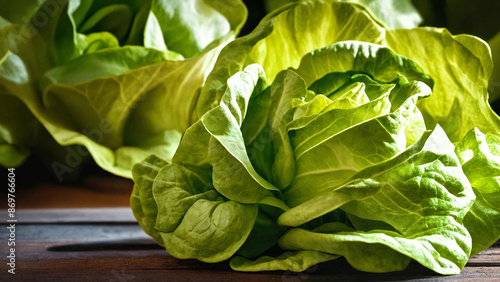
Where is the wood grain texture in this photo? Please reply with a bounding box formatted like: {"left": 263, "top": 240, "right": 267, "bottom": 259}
{"left": 6, "top": 251, "right": 500, "bottom": 281}
{"left": 0, "top": 174, "right": 133, "bottom": 209}
{"left": 4, "top": 208, "right": 136, "bottom": 223}
{"left": 468, "top": 241, "right": 500, "bottom": 266}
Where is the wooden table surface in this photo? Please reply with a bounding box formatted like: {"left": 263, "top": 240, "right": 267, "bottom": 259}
{"left": 1, "top": 172, "right": 499, "bottom": 281}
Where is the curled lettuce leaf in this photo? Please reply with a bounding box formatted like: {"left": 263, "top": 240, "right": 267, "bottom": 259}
{"left": 385, "top": 28, "right": 497, "bottom": 142}
{"left": 231, "top": 250, "right": 340, "bottom": 272}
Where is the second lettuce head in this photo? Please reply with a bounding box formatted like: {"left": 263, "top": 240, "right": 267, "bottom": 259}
{"left": 0, "top": 0, "right": 247, "bottom": 178}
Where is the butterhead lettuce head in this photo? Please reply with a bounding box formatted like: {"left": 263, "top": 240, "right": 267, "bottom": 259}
{"left": 131, "top": 0, "right": 500, "bottom": 275}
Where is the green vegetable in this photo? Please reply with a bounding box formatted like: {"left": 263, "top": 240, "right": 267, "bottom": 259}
{"left": 132, "top": 0, "right": 500, "bottom": 275}
{"left": 0, "top": 0, "right": 246, "bottom": 178}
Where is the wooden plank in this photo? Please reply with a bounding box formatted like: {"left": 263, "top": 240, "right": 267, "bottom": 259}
{"left": 3, "top": 208, "right": 136, "bottom": 223}
{"left": 468, "top": 241, "right": 500, "bottom": 266}
{"left": 0, "top": 175, "right": 133, "bottom": 209}
{"left": 6, "top": 256, "right": 500, "bottom": 281}
{"left": 10, "top": 224, "right": 149, "bottom": 244}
